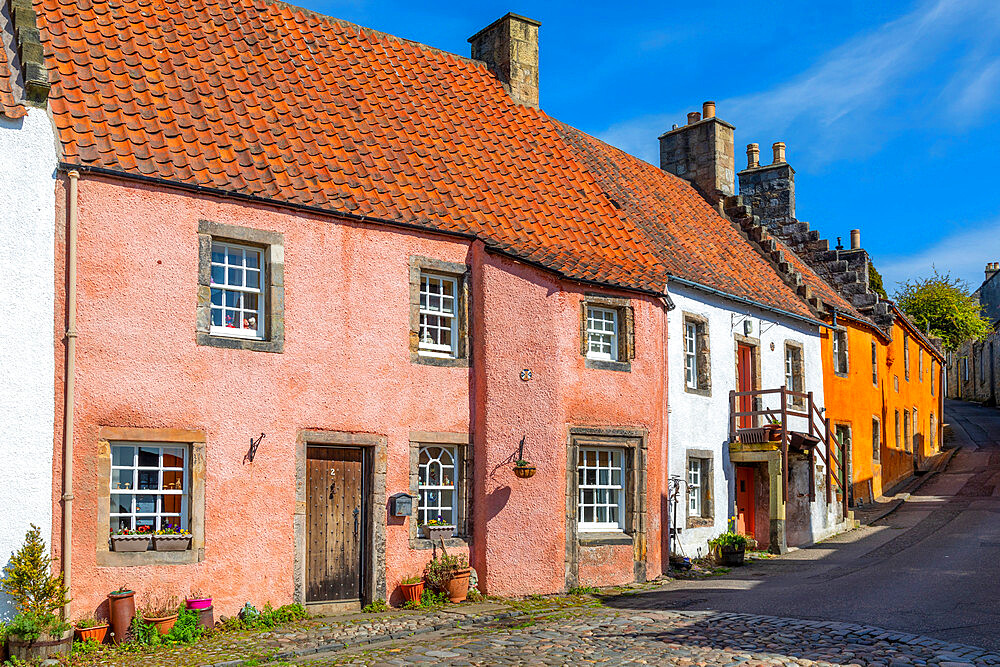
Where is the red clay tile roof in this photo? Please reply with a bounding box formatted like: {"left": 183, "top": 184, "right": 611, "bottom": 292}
{"left": 37, "top": 0, "right": 833, "bottom": 319}
{"left": 0, "top": 39, "right": 27, "bottom": 119}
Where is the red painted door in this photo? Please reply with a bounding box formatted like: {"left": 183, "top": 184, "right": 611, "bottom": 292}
{"left": 737, "top": 343, "right": 756, "bottom": 428}
{"left": 736, "top": 466, "right": 755, "bottom": 537}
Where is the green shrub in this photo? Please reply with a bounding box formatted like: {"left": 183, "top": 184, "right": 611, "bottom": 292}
{"left": 1, "top": 525, "right": 69, "bottom": 624}
{"left": 361, "top": 599, "right": 389, "bottom": 613}
{"left": 232, "top": 603, "right": 308, "bottom": 631}
{"left": 422, "top": 553, "right": 468, "bottom": 591}
{"left": 7, "top": 611, "right": 69, "bottom": 642}
{"left": 568, "top": 586, "right": 600, "bottom": 596}
{"left": 708, "top": 532, "right": 749, "bottom": 550}
{"left": 165, "top": 607, "right": 204, "bottom": 644}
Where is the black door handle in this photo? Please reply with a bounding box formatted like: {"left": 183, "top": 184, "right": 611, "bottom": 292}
{"left": 353, "top": 507, "right": 359, "bottom": 538}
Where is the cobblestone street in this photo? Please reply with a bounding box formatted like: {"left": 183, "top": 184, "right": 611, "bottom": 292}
{"left": 299, "top": 607, "right": 1000, "bottom": 666}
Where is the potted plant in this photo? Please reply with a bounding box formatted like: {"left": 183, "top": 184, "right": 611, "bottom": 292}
{"left": 152, "top": 524, "right": 192, "bottom": 551}
{"left": 708, "top": 531, "right": 750, "bottom": 566}
{"left": 765, "top": 417, "right": 782, "bottom": 442}
{"left": 107, "top": 586, "right": 135, "bottom": 644}
{"left": 140, "top": 595, "right": 180, "bottom": 635}
{"left": 73, "top": 616, "right": 109, "bottom": 644}
{"left": 423, "top": 553, "right": 471, "bottom": 603}
{"left": 398, "top": 575, "right": 424, "bottom": 604}
{"left": 1, "top": 525, "right": 72, "bottom": 662}
{"left": 110, "top": 525, "right": 151, "bottom": 552}
{"left": 512, "top": 459, "right": 537, "bottom": 479}
{"left": 420, "top": 516, "right": 455, "bottom": 544}
{"left": 185, "top": 591, "right": 212, "bottom": 610}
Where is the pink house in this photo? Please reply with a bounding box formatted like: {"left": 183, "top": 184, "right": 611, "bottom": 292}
{"left": 34, "top": 1, "right": 822, "bottom": 617}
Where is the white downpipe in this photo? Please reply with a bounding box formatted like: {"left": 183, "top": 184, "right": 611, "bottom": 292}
{"left": 62, "top": 170, "right": 79, "bottom": 619}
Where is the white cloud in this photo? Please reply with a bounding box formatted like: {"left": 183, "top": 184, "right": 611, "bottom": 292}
{"left": 875, "top": 217, "right": 1000, "bottom": 292}
{"left": 598, "top": 0, "right": 1000, "bottom": 167}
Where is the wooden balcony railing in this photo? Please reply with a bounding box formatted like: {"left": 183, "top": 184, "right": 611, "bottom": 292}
{"left": 729, "top": 387, "right": 848, "bottom": 517}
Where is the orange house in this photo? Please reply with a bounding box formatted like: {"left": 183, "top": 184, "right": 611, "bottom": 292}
{"left": 822, "top": 306, "right": 944, "bottom": 503}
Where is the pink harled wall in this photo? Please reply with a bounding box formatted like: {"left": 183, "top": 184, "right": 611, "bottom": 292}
{"left": 52, "top": 174, "right": 669, "bottom": 619}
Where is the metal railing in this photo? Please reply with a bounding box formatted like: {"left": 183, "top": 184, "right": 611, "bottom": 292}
{"left": 729, "top": 387, "right": 848, "bottom": 517}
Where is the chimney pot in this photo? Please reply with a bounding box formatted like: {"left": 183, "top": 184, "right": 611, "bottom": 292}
{"left": 702, "top": 101, "right": 716, "bottom": 119}
{"left": 772, "top": 141, "right": 786, "bottom": 164}
{"left": 746, "top": 143, "right": 759, "bottom": 169}
{"left": 850, "top": 229, "right": 861, "bottom": 250}
{"left": 687, "top": 111, "right": 701, "bottom": 125}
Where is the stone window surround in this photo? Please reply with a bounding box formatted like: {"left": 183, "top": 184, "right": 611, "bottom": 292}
{"left": 294, "top": 430, "right": 388, "bottom": 609}
{"left": 96, "top": 427, "right": 206, "bottom": 567}
{"left": 833, "top": 328, "right": 849, "bottom": 378}
{"left": 197, "top": 219, "right": 285, "bottom": 353}
{"left": 872, "top": 416, "right": 881, "bottom": 463}
{"left": 784, "top": 340, "right": 805, "bottom": 408}
{"left": 903, "top": 332, "right": 911, "bottom": 381}
{"left": 564, "top": 426, "right": 648, "bottom": 589}
{"left": 682, "top": 312, "right": 711, "bottom": 396}
{"left": 408, "top": 431, "right": 472, "bottom": 550}
{"left": 580, "top": 294, "right": 635, "bottom": 373}
{"left": 409, "top": 256, "right": 471, "bottom": 367}
{"left": 685, "top": 448, "right": 714, "bottom": 528}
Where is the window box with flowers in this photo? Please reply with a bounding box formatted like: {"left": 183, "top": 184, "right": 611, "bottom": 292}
{"left": 110, "top": 526, "right": 151, "bottom": 552}
{"left": 420, "top": 517, "right": 456, "bottom": 544}
{"left": 152, "top": 524, "right": 192, "bottom": 552}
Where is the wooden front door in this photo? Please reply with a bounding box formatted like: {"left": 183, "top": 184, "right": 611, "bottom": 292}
{"left": 306, "top": 447, "right": 365, "bottom": 603}
{"left": 737, "top": 343, "right": 756, "bottom": 428}
{"left": 735, "top": 465, "right": 755, "bottom": 537}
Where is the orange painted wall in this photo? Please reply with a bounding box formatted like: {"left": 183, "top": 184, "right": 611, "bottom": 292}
{"left": 821, "top": 315, "right": 943, "bottom": 504}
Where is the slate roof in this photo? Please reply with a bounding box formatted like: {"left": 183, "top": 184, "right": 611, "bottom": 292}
{"left": 37, "top": 0, "right": 839, "bottom": 319}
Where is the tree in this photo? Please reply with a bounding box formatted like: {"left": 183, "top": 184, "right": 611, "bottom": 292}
{"left": 1, "top": 524, "right": 69, "bottom": 617}
{"left": 894, "top": 270, "right": 991, "bottom": 351}
{"left": 868, "top": 262, "right": 888, "bottom": 300}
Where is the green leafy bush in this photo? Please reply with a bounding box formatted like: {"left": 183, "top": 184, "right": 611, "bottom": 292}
{"left": 361, "top": 599, "right": 389, "bottom": 613}
{"left": 165, "top": 607, "right": 205, "bottom": 644}
{"left": 422, "top": 553, "right": 469, "bottom": 591}
{"left": 229, "top": 603, "right": 308, "bottom": 631}
{"left": 1, "top": 525, "right": 70, "bottom": 621}
{"left": 708, "top": 532, "right": 749, "bottom": 550}
{"left": 7, "top": 611, "right": 69, "bottom": 642}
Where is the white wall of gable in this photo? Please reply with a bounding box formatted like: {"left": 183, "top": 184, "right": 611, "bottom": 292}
{"left": 666, "top": 283, "right": 828, "bottom": 557}
{"left": 0, "top": 107, "right": 56, "bottom": 617}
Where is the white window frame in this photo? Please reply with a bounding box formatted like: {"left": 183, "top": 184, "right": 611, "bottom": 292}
{"left": 833, "top": 330, "right": 848, "bottom": 374}
{"left": 687, "top": 458, "right": 702, "bottom": 516}
{"left": 586, "top": 306, "right": 619, "bottom": 362}
{"left": 418, "top": 273, "right": 459, "bottom": 358}
{"left": 903, "top": 410, "right": 911, "bottom": 452}
{"left": 872, "top": 416, "right": 881, "bottom": 462}
{"left": 962, "top": 357, "right": 969, "bottom": 381}
{"left": 903, "top": 332, "right": 910, "bottom": 380}
{"left": 110, "top": 443, "right": 189, "bottom": 533}
{"left": 895, "top": 410, "right": 901, "bottom": 448}
{"left": 417, "top": 445, "right": 457, "bottom": 532}
{"left": 684, "top": 321, "right": 698, "bottom": 389}
{"left": 209, "top": 240, "right": 265, "bottom": 340}
{"left": 871, "top": 339, "right": 878, "bottom": 386}
{"left": 577, "top": 447, "right": 625, "bottom": 532}
{"left": 784, "top": 345, "right": 803, "bottom": 394}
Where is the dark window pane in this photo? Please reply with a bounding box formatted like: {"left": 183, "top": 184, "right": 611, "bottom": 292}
{"left": 111, "top": 494, "right": 133, "bottom": 514}
{"left": 138, "top": 447, "right": 159, "bottom": 467}
{"left": 111, "top": 446, "right": 134, "bottom": 467}
{"left": 137, "top": 470, "right": 159, "bottom": 490}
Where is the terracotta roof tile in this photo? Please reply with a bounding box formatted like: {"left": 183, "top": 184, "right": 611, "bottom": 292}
{"left": 0, "top": 36, "right": 27, "bottom": 119}
{"left": 38, "top": 0, "right": 827, "bottom": 317}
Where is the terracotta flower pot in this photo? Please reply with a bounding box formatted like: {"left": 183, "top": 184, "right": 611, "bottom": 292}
{"left": 400, "top": 581, "right": 424, "bottom": 604}
{"left": 108, "top": 590, "right": 135, "bottom": 644}
{"left": 766, "top": 425, "right": 782, "bottom": 442}
{"left": 74, "top": 623, "right": 109, "bottom": 644}
{"left": 153, "top": 534, "right": 192, "bottom": 551}
{"left": 143, "top": 613, "right": 179, "bottom": 635}
{"left": 185, "top": 597, "right": 212, "bottom": 610}
{"left": 444, "top": 567, "right": 471, "bottom": 603}
{"left": 110, "top": 534, "right": 150, "bottom": 552}
{"left": 513, "top": 464, "right": 536, "bottom": 478}
{"left": 8, "top": 630, "right": 72, "bottom": 662}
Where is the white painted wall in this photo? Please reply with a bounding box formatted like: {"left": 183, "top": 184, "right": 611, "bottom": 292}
{"left": 0, "top": 107, "right": 57, "bottom": 618}
{"left": 666, "top": 283, "right": 835, "bottom": 557}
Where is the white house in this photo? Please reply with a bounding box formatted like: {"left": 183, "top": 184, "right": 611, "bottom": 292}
{"left": 0, "top": 3, "right": 56, "bottom": 616}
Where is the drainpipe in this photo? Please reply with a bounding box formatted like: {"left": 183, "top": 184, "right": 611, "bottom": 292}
{"left": 62, "top": 170, "right": 80, "bottom": 619}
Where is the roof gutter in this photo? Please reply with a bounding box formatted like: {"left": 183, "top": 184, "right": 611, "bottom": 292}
{"left": 58, "top": 162, "right": 676, "bottom": 304}
{"left": 667, "top": 275, "right": 830, "bottom": 330}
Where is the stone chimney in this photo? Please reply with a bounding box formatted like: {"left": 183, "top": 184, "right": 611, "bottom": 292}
{"left": 850, "top": 229, "right": 861, "bottom": 250}
{"left": 659, "top": 101, "right": 735, "bottom": 204}
{"left": 737, "top": 140, "right": 795, "bottom": 231}
{"left": 987, "top": 262, "right": 1000, "bottom": 282}
{"left": 469, "top": 13, "right": 541, "bottom": 108}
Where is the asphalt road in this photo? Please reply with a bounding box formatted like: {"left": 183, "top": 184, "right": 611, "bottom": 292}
{"left": 606, "top": 399, "right": 1000, "bottom": 651}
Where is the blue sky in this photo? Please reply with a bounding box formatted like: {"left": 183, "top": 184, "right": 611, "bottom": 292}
{"left": 308, "top": 0, "right": 1000, "bottom": 294}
